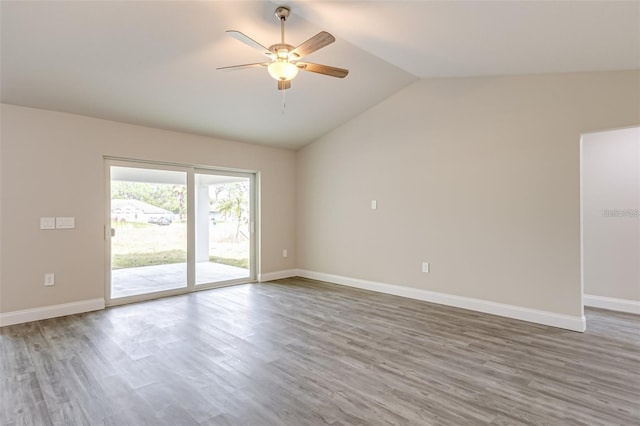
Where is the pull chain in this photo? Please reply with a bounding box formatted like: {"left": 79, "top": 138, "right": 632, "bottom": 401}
{"left": 282, "top": 87, "right": 286, "bottom": 115}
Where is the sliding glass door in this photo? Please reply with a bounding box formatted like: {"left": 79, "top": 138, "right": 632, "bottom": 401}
{"left": 109, "top": 165, "right": 188, "bottom": 299}
{"left": 195, "top": 171, "right": 253, "bottom": 286}
{"left": 106, "top": 160, "right": 255, "bottom": 305}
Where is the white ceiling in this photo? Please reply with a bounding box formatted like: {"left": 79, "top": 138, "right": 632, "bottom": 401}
{"left": 2, "top": 1, "right": 638, "bottom": 150}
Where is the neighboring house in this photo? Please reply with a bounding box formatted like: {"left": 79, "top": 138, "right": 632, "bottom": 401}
{"left": 111, "top": 199, "right": 173, "bottom": 223}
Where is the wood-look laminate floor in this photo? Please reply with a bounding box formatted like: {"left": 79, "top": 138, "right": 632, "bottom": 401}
{"left": 1, "top": 277, "right": 639, "bottom": 426}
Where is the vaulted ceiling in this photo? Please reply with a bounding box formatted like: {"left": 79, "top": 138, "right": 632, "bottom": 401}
{"left": 2, "top": 1, "right": 639, "bottom": 149}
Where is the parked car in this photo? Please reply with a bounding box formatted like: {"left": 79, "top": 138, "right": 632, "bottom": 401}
{"left": 148, "top": 216, "right": 172, "bottom": 226}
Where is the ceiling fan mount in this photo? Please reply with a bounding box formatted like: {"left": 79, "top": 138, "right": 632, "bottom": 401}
{"left": 217, "top": 5, "right": 349, "bottom": 91}
{"left": 274, "top": 6, "right": 290, "bottom": 21}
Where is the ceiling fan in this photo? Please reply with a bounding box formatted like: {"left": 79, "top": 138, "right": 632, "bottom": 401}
{"left": 217, "top": 6, "right": 349, "bottom": 91}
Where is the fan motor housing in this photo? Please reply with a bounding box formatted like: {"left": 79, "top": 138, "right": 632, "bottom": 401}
{"left": 269, "top": 43, "right": 296, "bottom": 59}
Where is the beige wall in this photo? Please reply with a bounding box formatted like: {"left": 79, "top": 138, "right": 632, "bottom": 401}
{"left": 0, "top": 104, "right": 296, "bottom": 313}
{"left": 2, "top": 71, "right": 639, "bottom": 321}
{"left": 582, "top": 127, "right": 640, "bottom": 302}
{"left": 297, "top": 71, "right": 640, "bottom": 317}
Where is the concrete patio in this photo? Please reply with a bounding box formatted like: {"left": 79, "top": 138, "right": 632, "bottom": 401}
{"left": 111, "top": 261, "right": 249, "bottom": 299}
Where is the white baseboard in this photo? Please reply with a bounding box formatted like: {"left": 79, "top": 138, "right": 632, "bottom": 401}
{"left": 584, "top": 294, "right": 640, "bottom": 315}
{"left": 258, "top": 269, "right": 298, "bottom": 282}
{"left": 296, "top": 270, "right": 586, "bottom": 332}
{"left": 0, "top": 298, "right": 105, "bottom": 327}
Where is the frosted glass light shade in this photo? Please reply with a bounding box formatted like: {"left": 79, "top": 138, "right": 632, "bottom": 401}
{"left": 268, "top": 61, "right": 299, "bottom": 81}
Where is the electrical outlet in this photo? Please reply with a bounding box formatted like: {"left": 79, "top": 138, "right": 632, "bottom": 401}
{"left": 422, "top": 262, "right": 430, "bottom": 273}
{"left": 282, "top": 249, "right": 288, "bottom": 258}
{"left": 44, "top": 273, "right": 55, "bottom": 286}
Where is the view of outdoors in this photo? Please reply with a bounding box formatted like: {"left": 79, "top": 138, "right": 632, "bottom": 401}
{"left": 110, "top": 166, "right": 251, "bottom": 299}
{"left": 199, "top": 180, "right": 251, "bottom": 270}
{"left": 111, "top": 181, "right": 188, "bottom": 269}
{"left": 194, "top": 173, "right": 251, "bottom": 285}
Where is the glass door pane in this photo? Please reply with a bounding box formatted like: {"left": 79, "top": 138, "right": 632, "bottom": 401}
{"left": 110, "top": 166, "right": 188, "bottom": 299}
{"left": 195, "top": 172, "right": 251, "bottom": 286}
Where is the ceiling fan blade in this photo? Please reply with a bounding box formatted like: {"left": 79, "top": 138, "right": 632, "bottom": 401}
{"left": 226, "top": 30, "right": 274, "bottom": 58}
{"left": 296, "top": 62, "right": 349, "bottom": 78}
{"left": 278, "top": 80, "right": 291, "bottom": 91}
{"left": 289, "top": 31, "right": 335, "bottom": 60}
{"left": 216, "top": 62, "right": 270, "bottom": 71}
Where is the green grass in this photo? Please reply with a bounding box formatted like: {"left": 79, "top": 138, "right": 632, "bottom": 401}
{"left": 112, "top": 250, "right": 248, "bottom": 270}
{"left": 209, "top": 256, "right": 248, "bottom": 269}
{"left": 112, "top": 250, "right": 186, "bottom": 269}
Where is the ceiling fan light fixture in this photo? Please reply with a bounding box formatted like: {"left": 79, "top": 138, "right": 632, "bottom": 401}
{"left": 268, "top": 60, "right": 299, "bottom": 81}
{"left": 218, "top": 5, "right": 348, "bottom": 91}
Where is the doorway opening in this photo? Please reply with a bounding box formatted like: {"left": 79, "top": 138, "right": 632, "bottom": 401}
{"left": 580, "top": 126, "right": 640, "bottom": 315}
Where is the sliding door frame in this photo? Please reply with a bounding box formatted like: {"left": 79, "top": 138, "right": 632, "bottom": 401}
{"left": 104, "top": 157, "right": 258, "bottom": 307}
{"left": 193, "top": 168, "right": 256, "bottom": 290}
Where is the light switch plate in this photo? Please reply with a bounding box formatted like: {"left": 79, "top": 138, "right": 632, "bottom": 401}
{"left": 371, "top": 200, "right": 377, "bottom": 210}
{"left": 56, "top": 217, "right": 75, "bottom": 229}
{"left": 40, "top": 217, "right": 55, "bottom": 230}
